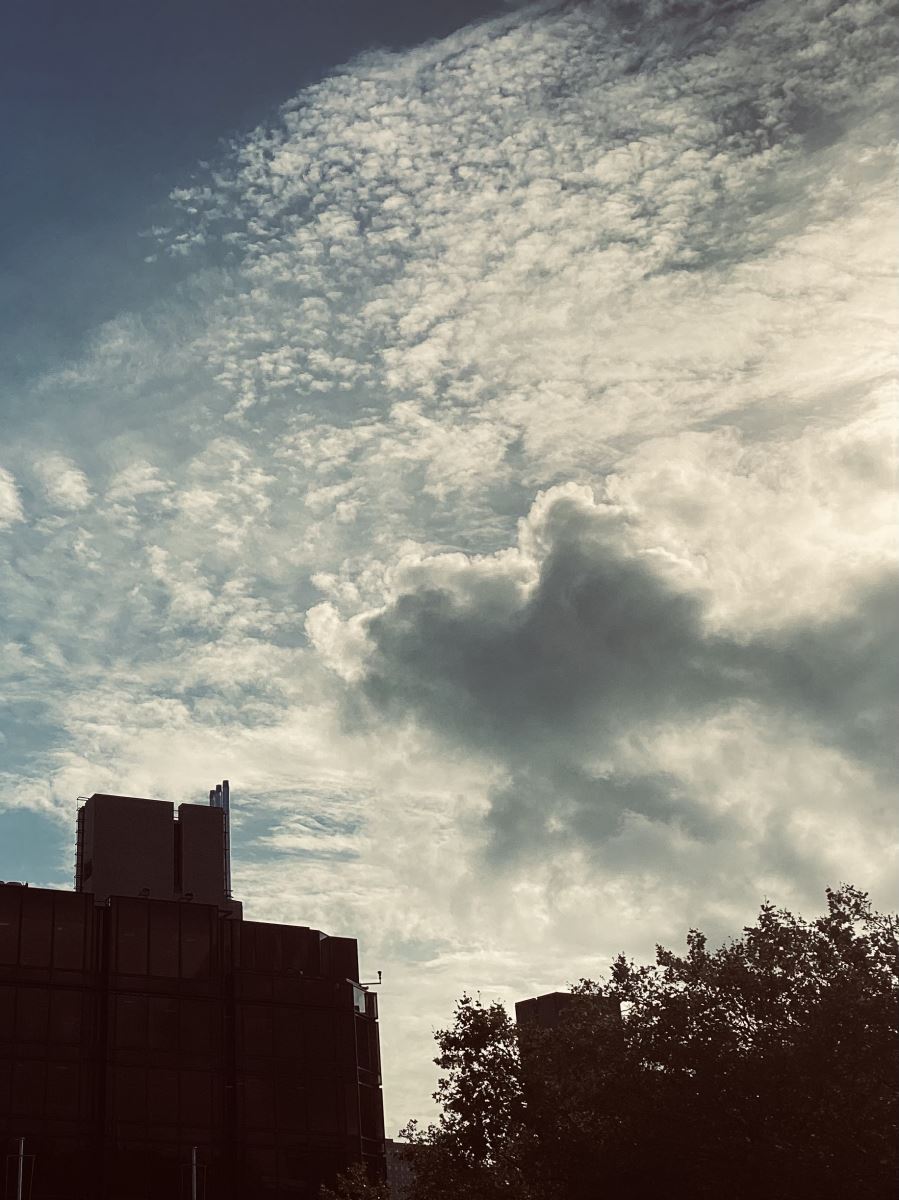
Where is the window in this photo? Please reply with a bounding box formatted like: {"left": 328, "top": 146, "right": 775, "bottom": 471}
{"left": 146, "top": 1067, "right": 178, "bottom": 1125}
{"left": 115, "top": 901, "right": 149, "bottom": 975}
{"left": 0, "top": 985, "right": 13, "bottom": 1034}
{"left": 46, "top": 1063, "right": 80, "bottom": 1116}
{"left": 148, "top": 997, "right": 179, "bottom": 1051}
{"left": 49, "top": 989, "right": 82, "bottom": 1044}
{"left": 180, "top": 1069, "right": 213, "bottom": 1127}
{"left": 0, "top": 889, "right": 19, "bottom": 964}
{"left": 114, "top": 1066, "right": 148, "bottom": 1125}
{"left": 303, "top": 1009, "right": 335, "bottom": 1069}
{"left": 20, "top": 891, "right": 53, "bottom": 967}
{"left": 180, "top": 906, "right": 211, "bottom": 979}
{"left": 275, "top": 1077, "right": 305, "bottom": 1130}
{"left": 241, "top": 1076, "right": 275, "bottom": 1129}
{"left": 180, "top": 999, "right": 214, "bottom": 1054}
{"left": 273, "top": 1007, "right": 302, "bottom": 1060}
{"left": 240, "top": 1006, "right": 273, "bottom": 1059}
{"left": 355, "top": 1015, "right": 373, "bottom": 1072}
{"left": 52, "top": 895, "right": 87, "bottom": 970}
{"left": 359, "top": 1084, "right": 384, "bottom": 1140}
{"left": 148, "top": 902, "right": 179, "bottom": 978}
{"left": 12, "top": 1061, "right": 46, "bottom": 1114}
{"left": 116, "top": 995, "right": 148, "bottom": 1049}
{"left": 15, "top": 986, "right": 49, "bottom": 1042}
{"left": 308, "top": 1080, "right": 338, "bottom": 1135}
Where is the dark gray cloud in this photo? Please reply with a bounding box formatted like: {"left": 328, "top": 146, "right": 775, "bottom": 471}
{"left": 358, "top": 493, "right": 897, "bottom": 856}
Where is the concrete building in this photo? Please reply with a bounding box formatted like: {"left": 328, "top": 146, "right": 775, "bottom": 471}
{"left": 384, "top": 1139, "right": 428, "bottom": 1200}
{"left": 0, "top": 785, "right": 385, "bottom": 1199}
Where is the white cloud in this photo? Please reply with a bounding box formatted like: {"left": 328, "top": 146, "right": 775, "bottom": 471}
{"left": 0, "top": 467, "right": 24, "bottom": 527}
{"left": 33, "top": 453, "right": 93, "bottom": 510}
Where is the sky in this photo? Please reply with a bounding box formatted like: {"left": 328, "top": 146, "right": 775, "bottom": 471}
{"left": 1, "top": 0, "right": 896, "bottom": 1133}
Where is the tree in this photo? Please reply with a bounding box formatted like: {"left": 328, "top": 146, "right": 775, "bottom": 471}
{"left": 403, "top": 886, "right": 898, "bottom": 1200}
{"left": 399, "top": 993, "right": 534, "bottom": 1199}
{"left": 319, "top": 1161, "right": 390, "bottom": 1200}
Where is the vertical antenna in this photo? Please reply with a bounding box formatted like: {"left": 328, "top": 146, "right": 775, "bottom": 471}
{"left": 207, "top": 780, "right": 232, "bottom": 901}
{"left": 16, "top": 1137, "right": 25, "bottom": 1200}
{"left": 222, "top": 779, "right": 232, "bottom": 900}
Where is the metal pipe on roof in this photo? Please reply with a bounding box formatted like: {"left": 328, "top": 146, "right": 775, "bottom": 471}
{"left": 222, "top": 779, "right": 232, "bottom": 900}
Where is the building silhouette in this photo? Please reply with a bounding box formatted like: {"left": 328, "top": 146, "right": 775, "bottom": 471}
{"left": 384, "top": 1139, "right": 431, "bottom": 1200}
{"left": 0, "top": 785, "right": 385, "bottom": 1199}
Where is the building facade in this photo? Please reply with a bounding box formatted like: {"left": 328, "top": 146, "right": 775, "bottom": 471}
{"left": 0, "top": 787, "right": 385, "bottom": 1199}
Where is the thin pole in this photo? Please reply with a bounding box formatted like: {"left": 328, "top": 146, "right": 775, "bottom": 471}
{"left": 16, "top": 1137, "right": 24, "bottom": 1200}
{"left": 191, "top": 1145, "right": 197, "bottom": 1200}
{"left": 222, "top": 779, "right": 232, "bottom": 899}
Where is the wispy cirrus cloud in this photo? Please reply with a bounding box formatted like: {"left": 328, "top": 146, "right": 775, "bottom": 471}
{"left": 0, "top": 467, "right": 24, "bottom": 527}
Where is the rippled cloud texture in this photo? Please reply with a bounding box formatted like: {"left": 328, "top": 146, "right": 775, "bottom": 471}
{"left": 2, "top": 0, "right": 896, "bottom": 1128}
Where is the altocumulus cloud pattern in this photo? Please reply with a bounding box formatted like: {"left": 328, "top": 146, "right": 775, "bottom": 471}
{"left": 1, "top": 0, "right": 896, "bottom": 1130}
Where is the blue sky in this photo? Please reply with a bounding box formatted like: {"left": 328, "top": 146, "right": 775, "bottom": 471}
{"left": 2, "top": 0, "right": 508, "bottom": 373}
{"left": 1, "top": 0, "right": 896, "bottom": 1131}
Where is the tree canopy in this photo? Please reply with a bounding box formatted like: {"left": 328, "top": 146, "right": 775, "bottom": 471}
{"left": 398, "top": 886, "right": 898, "bottom": 1200}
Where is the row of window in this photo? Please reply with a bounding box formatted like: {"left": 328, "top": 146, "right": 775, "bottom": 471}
{"left": 1, "top": 984, "right": 370, "bottom": 1076}
{"left": 0, "top": 891, "right": 90, "bottom": 972}
{"left": 0, "top": 1142, "right": 371, "bottom": 1200}
{"left": 0, "top": 985, "right": 84, "bottom": 1046}
{"left": 0, "top": 892, "right": 361, "bottom": 989}
{"left": 1, "top": 1058, "right": 381, "bottom": 1143}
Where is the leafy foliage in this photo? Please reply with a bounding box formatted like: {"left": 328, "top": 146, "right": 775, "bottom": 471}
{"left": 399, "top": 994, "right": 533, "bottom": 1198}
{"left": 400, "top": 886, "right": 898, "bottom": 1200}
{"left": 319, "top": 1161, "right": 390, "bottom": 1200}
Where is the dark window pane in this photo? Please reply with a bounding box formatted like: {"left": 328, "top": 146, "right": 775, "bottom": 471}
{"left": 52, "top": 895, "right": 87, "bottom": 969}
{"left": 321, "top": 935, "right": 358, "bottom": 981}
{"left": 309, "top": 1080, "right": 338, "bottom": 1134}
{"left": 279, "top": 926, "right": 309, "bottom": 974}
{"left": 148, "top": 902, "right": 179, "bottom": 978}
{"left": 115, "top": 901, "right": 149, "bottom": 975}
{"left": 49, "top": 989, "right": 83, "bottom": 1043}
{"left": 276, "top": 1077, "right": 305, "bottom": 1130}
{"left": 180, "top": 999, "right": 214, "bottom": 1054}
{"left": 0, "top": 890, "right": 21, "bottom": 964}
{"left": 180, "top": 907, "right": 211, "bottom": 979}
{"left": 146, "top": 1067, "right": 178, "bottom": 1124}
{"left": 20, "top": 891, "right": 53, "bottom": 967}
{"left": 180, "top": 1069, "right": 212, "bottom": 1127}
{"left": 46, "top": 1063, "right": 80, "bottom": 1116}
{"left": 13, "top": 1060, "right": 46, "bottom": 1113}
{"left": 274, "top": 1007, "right": 302, "bottom": 1060}
{"left": 253, "top": 924, "right": 280, "bottom": 972}
{"left": 114, "top": 1066, "right": 147, "bottom": 1124}
{"left": 148, "top": 996, "right": 178, "bottom": 1051}
{"left": 244, "top": 1146, "right": 278, "bottom": 1195}
{"left": 304, "top": 1009, "right": 335, "bottom": 1068}
{"left": 345, "top": 1084, "right": 360, "bottom": 1136}
{"left": 0, "top": 984, "right": 14, "bottom": 1037}
{"left": 359, "top": 1083, "right": 383, "bottom": 1140}
{"left": 116, "top": 994, "right": 147, "bottom": 1049}
{"left": 356, "top": 1016, "right": 373, "bottom": 1072}
{"left": 16, "top": 986, "right": 50, "bottom": 1042}
{"left": 240, "top": 1006, "right": 273, "bottom": 1058}
{"left": 241, "top": 1076, "right": 274, "bottom": 1129}
{"left": 279, "top": 1148, "right": 310, "bottom": 1188}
